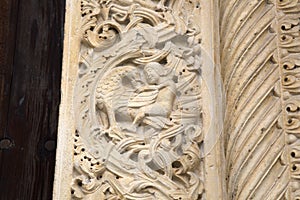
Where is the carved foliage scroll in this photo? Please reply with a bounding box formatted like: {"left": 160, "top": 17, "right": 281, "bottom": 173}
{"left": 72, "top": 0, "right": 204, "bottom": 199}
{"left": 277, "top": 0, "right": 300, "bottom": 199}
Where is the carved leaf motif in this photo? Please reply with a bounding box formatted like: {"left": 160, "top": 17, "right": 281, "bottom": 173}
{"left": 72, "top": 0, "right": 204, "bottom": 199}
{"left": 220, "top": 0, "right": 290, "bottom": 199}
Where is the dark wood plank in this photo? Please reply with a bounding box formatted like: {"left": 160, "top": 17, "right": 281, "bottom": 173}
{"left": 0, "top": 0, "right": 65, "bottom": 199}
{"left": 0, "top": 0, "right": 19, "bottom": 139}
{"left": 0, "top": 0, "right": 20, "bottom": 196}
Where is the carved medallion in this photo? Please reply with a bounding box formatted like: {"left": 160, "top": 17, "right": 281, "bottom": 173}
{"left": 72, "top": 0, "right": 204, "bottom": 199}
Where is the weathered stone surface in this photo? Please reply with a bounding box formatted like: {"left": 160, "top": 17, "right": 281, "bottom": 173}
{"left": 54, "top": 0, "right": 223, "bottom": 199}
{"left": 220, "top": 0, "right": 300, "bottom": 199}
{"left": 54, "top": 0, "right": 300, "bottom": 199}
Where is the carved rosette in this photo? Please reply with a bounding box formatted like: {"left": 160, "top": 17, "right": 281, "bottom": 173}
{"left": 71, "top": 0, "right": 204, "bottom": 199}
{"left": 276, "top": 0, "right": 300, "bottom": 199}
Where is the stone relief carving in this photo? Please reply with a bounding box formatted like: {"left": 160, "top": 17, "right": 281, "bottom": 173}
{"left": 220, "top": 0, "right": 300, "bottom": 199}
{"left": 277, "top": 1, "right": 300, "bottom": 199}
{"left": 54, "top": 0, "right": 300, "bottom": 199}
{"left": 72, "top": 0, "right": 204, "bottom": 199}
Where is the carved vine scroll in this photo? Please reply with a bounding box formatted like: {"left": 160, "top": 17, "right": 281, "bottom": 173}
{"left": 71, "top": 0, "right": 204, "bottom": 199}
{"left": 54, "top": 0, "right": 300, "bottom": 198}
{"left": 277, "top": 1, "right": 300, "bottom": 199}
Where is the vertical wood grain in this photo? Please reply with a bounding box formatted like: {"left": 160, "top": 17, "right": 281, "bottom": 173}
{"left": 0, "top": 0, "right": 65, "bottom": 199}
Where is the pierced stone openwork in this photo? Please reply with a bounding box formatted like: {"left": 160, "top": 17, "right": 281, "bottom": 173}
{"left": 71, "top": 1, "right": 204, "bottom": 199}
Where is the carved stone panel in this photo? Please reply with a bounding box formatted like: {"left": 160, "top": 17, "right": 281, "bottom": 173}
{"left": 54, "top": 0, "right": 223, "bottom": 199}
{"left": 74, "top": 0, "right": 204, "bottom": 198}
{"left": 54, "top": 0, "right": 300, "bottom": 199}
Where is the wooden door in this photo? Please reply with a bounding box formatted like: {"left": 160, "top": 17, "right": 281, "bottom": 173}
{"left": 0, "top": 0, "right": 65, "bottom": 199}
